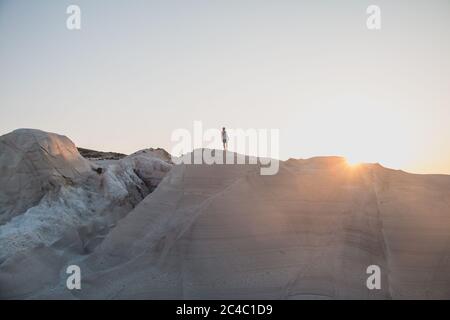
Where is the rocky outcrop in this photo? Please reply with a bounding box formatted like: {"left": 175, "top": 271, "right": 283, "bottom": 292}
{"left": 1, "top": 136, "right": 449, "bottom": 299}
{"left": 0, "top": 129, "right": 92, "bottom": 224}
{"left": 0, "top": 129, "right": 173, "bottom": 265}
{"left": 10, "top": 151, "right": 448, "bottom": 299}
{"left": 77, "top": 148, "right": 127, "bottom": 161}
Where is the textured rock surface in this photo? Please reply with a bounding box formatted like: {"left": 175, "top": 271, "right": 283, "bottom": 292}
{"left": 0, "top": 129, "right": 92, "bottom": 224}
{"left": 0, "top": 129, "right": 172, "bottom": 266}
{"left": 9, "top": 152, "right": 448, "bottom": 299}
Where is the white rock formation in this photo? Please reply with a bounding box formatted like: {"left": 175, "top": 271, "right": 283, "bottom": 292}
{"left": 2, "top": 150, "right": 448, "bottom": 299}
{"left": 0, "top": 129, "right": 92, "bottom": 224}
{"left": 0, "top": 129, "right": 172, "bottom": 265}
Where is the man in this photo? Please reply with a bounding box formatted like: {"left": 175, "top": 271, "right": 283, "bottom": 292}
{"left": 221, "top": 127, "right": 229, "bottom": 151}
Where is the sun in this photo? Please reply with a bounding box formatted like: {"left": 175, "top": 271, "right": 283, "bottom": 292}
{"left": 345, "top": 156, "right": 363, "bottom": 168}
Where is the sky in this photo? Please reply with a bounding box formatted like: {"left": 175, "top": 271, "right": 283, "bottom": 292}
{"left": 0, "top": 0, "right": 449, "bottom": 174}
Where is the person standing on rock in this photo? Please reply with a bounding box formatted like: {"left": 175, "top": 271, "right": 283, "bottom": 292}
{"left": 221, "top": 127, "right": 229, "bottom": 151}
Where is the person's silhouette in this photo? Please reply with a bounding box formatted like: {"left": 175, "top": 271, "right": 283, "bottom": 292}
{"left": 221, "top": 127, "right": 229, "bottom": 151}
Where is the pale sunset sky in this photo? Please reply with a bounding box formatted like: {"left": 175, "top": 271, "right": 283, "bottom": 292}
{"left": 0, "top": 0, "right": 449, "bottom": 174}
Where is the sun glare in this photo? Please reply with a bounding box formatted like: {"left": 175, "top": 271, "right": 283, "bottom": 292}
{"left": 345, "top": 156, "right": 362, "bottom": 168}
